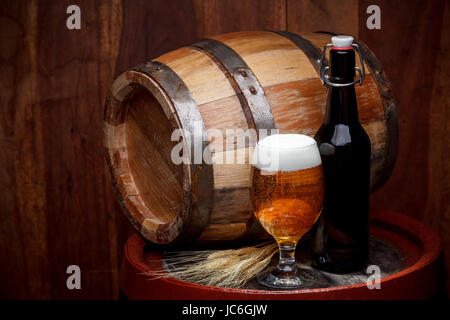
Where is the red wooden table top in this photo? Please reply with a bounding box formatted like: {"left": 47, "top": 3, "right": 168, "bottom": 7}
{"left": 120, "top": 211, "right": 444, "bottom": 300}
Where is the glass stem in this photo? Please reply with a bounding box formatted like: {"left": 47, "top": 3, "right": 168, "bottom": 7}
{"left": 277, "top": 241, "right": 298, "bottom": 275}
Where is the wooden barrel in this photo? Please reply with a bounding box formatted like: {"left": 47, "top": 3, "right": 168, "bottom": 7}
{"left": 119, "top": 211, "right": 444, "bottom": 299}
{"left": 104, "top": 31, "right": 398, "bottom": 245}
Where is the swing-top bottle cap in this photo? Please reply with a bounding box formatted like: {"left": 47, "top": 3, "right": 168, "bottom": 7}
{"left": 331, "top": 35, "right": 354, "bottom": 48}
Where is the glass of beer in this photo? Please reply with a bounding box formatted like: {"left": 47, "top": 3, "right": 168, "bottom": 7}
{"left": 251, "top": 134, "right": 324, "bottom": 289}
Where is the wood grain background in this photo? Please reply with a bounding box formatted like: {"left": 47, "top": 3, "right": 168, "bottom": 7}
{"left": 1, "top": 0, "right": 448, "bottom": 299}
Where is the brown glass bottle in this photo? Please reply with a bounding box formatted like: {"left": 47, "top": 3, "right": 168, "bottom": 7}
{"left": 312, "top": 40, "right": 371, "bottom": 273}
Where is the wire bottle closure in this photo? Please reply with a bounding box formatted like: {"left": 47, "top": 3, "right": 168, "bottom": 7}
{"left": 319, "top": 43, "right": 366, "bottom": 87}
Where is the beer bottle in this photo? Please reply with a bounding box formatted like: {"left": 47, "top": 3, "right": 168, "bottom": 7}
{"left": 312, "top": 36, "right": 371, "bottom": 273}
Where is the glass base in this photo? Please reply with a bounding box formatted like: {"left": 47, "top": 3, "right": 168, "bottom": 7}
{"left": 257, "top": 269, "right": 315, "bottom": 290}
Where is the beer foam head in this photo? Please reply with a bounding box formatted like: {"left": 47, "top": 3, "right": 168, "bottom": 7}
{"left": 252, "top": 134, "right": 321, "bottom": 172}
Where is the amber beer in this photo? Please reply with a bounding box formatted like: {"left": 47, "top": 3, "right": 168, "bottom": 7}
{"left": 252, "top": 166, "right": 324, "bottom": 243}
{"left": 251, "top": 134, "right": 324, "bottom": 243}
{"left": 251, "top": 134, "right": 324, "bottom": 289}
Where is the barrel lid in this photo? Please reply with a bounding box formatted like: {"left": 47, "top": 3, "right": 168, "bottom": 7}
{"left": 332, "top": 35, "right": 354, "bottom": 48}
{"left": 120, "top": 211, "right": 443, "bottom": 299}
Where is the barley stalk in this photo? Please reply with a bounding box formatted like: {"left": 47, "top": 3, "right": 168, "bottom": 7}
{"left": 147, "top": 242, "right": 278, "bottom": 288}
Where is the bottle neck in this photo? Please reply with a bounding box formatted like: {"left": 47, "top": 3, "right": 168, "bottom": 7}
{"left": 323, "top": 48, "right": 360, "bottom": 126}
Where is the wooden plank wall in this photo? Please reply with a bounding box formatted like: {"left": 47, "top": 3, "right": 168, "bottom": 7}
{"left": 359, "top": 0, "right": 450, "bottom": 296}
{"left": 0, "top": 0, "right": 448, "bottom": 299}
